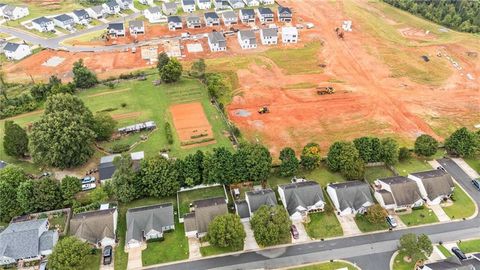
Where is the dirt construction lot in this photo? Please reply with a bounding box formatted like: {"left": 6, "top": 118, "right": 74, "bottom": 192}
{"left": 170, "top": 102, "right": 214, "bottom": 146}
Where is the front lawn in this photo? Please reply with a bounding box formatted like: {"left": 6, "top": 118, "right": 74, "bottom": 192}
{"left": 392, "top": 251, "right": 417, "bottom": 270}
{"left": 458, "top": 239, "right": 480, "bottom": 254}
{"left": 354, "top": 214, "right": 389, "bottom": 232}
{"left": 442, "top": 184, "right": 476, "bottom": 220}
{"left": 398, "top": 206, "right": 439, "bottom": 226}
{"left": 304, "top": 211, "right": 343, "bottom": 239}
{"left": 288, "top": 261, "right": 357, "bottom": 270}
{"left": 200, "top": 244, "right": 243, "bottom": 257}
{"left": 437, "top": 245, "right": 451, "bottom": 257}
{"left": 464, "top": 156, "right": 480, "bottom": 174}
{"left": 84, "top": 250, "right": 101, "bottom": 270}
{"left": 364, "top": 166, "right": 394, "bottom": 183}
{"left": 142, "top": 222, "right": 189, "bottom": 266}
{"left": 177, "top": 185, "right": 227, "bottom": 217}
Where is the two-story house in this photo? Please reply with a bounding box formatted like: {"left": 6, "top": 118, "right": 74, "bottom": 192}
{"left": 237, "top": 29, "right": 257, "bottom": 49}
{"left": 260, "top": 27, "right": 277, "bottom": 45}
{"left": 31, "top": 16, "right": 55, "bottom": 32}
{"left": 207, "top": 31, "right": 227, "bottom": 52}
{"left": 282, "top": 26, "right": 298, "bottom": 43}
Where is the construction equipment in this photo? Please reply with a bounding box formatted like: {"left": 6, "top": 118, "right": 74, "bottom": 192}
{"left": 258, "top": 106, "right": 269, "bottom": 114}
{"left": 335, "top": 27, "right": 344, "bottom": 39}
{"left": 317, "top": 86, "right": 335, "bottom": 95}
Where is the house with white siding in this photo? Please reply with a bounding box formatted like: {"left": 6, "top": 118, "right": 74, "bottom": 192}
{"left": 282, "top": 26, "right": 298, "bottom": 43}
{"left": 116, "top": 0, "right": 134, "bottom": 10}
{"left": 87, "top": 5, "right": 106, "bottom": 19}
{"left": 239, "top": 8, "right": 255, "bottom": 23}
{"left": 139, "top": 0, "right": 154, "bottom": 5}
{"left": 237, "top": 29, "right": 257, "bottom": 49}
{"left": 70, "top": 208, "right": 118, "bottom": 248}
{"left": 222, "top": 10, "right": 238, "bottom": 25}
{"left": 53, "top": 14, "right": 75, "bottom": 30}
{"left": 196, "top": 0, "right": 212, "bottom": 10}
{"left": 208, "top": 31, "right": 226, "bottom": 52}
{"left": 278, "top": 181, "right": 325, "bottom": 221}
{"left": 107, "top": 22, "right": 125, "bottom": 37}
{"left": 1, "top": 5, "right": 29, "bottom": 20}
{"left": 278, "top": 6, "right": 292, "bottom": 22}
{"left": 260, "top": 27, "right": 277, "bottom": 45}
{"left": 408, "top": 170, "right": 455, "bottom": 205}
{"left": 71, "top": 9, "right": 91, "bottom": 25}
{"left": 214, "top": 0, "right": 229, "bottom": 10}
{"left": 162, "top": 2, "right": 178, "bottom": 15}
{"left": 186, "top": 14, "right": 202, "bottom": 28}
{"left": 257, "top": 7, "right": 274, "bottom": 23}
{"left": 31, "top": 17, "right": 55, "bottom": 32}
{"left": 243, "top": 0, "right": 259, "bottom": 7}
{"left": 129, "top": 20, "right": 145, "bottom": 35}
{"left": 327, "top": 181, "right": 374, "bottom": 216}
{"left": 228, "top": 0, "right": 245, "bottom": 9}
{"left": 374, "top": 176, "right": 424, "bottom": 211}
{"left": 181, "top": 0, "right": 196, "bottom": 13}
{"left": 3, "top": 42, "right": 31, "bottom": 61}
{"left": 103, "top": 1, "right": 121, "bottom": 15}
{"left": 144, "top": 7, "right": 167, "bottom": 23}
{"left": 204, "top": 12, "right": 220, "bottom": 26}
{"left": 168, "top": 16, "right": 183, "bottom": 30}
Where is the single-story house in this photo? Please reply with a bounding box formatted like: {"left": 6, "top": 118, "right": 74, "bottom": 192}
{"left": 278, "top": 180, "right": 325, "bottom": 221}
{"left": 144, "top": 6, "right": 167, "bottom": 23}
{"left": 222, "top": 10, "right": 238, "bottom": 25}
{"left": 257, "top": 7, "right": 274, "bottom": 23}
{"left": 186, "top": 14, "right": 201, "bottom": 29}
{"left": 208, "top": 31, "right": 227, "bottom": 52}
{"left": 162, "top": 2, "right": 178, "bottom": 16}
{"left": 237, "top": 29, "right": 257, "bottom": 49}
{"left": 239, "top": 8, "right": 255, "bottom": 23}
{"left": 107, "top": 22, "right": 125, "bottom": 37}
{"left": 71, "top": 9, "right": 91, "bottom": 25}
{"left": 99, "top": 151, "right": 144, "bottom": 182}
{"left": 228, "top": 0, "right": 245, "bottom": 9}
{"left": 1, "top": 5, "right": 29, "bottom": 20}
{"left": 126, "top": 203, "right": 175, "bottom": 249}
{"left": 204, "top": 12, "right": 220, "bottom": 26}
{"left": 103, "top": 1, "right": 121, "bottom": 15}
{"left": 278, "top": 6, "right": 292, "bottom": 22}
{"left": 3, "top": 42, "right": 31, "bottom": 61}
{"left": 418, "top": 253, "right": 480, "bottom": 270}
{"left": 53, "top": 14, "right": 75, "bottom": 30}
{"left": 261, "top": 0, "right": 275, "bottom": 4}
{"left": 168, "top": 16, "right": 183, "bottom": 30}
{"left": 282, "top": 26, "right": 298, "bottom": 43}
{"left": 243, "top": 0, "right": 260, "bottom": 7}
{"left": 129, "top": 20, "right": 145, "bottom": 35}
{"left": 245, "top": 189, "right": 277, "bottom": 216}
{"left": 408, "top": 169, "right": 455, "bottom": 205}
{"left": 260, "top": 27, "right": 277, "bottom": 45}
{"left": 326, "top": 180, "right": 374, "bottom": 216}
{"left": 184, "top": 197, "right": 228, "bottom": 238}
{"left": 0, "top": 219, "right": 58, "bottom": 267}
{"left": 31, "top": 16, "right": 55, "bottom": 32}
{"left": 86, "top": 5, "right": 106, "bottom": 19}
{"left": 116, "top": 0, "right": 134, "bottom": 10}
{"left": 374, "top": 176, "right": 424, "bottom": 211}
{"left": 196, "top": 0, "right": 212, "bottom": 10}
{"left": 181, "top": 0, "right": 196, "bottom": 13}
{"left": 69, "top": 208, "right": 117, "bottom": 247}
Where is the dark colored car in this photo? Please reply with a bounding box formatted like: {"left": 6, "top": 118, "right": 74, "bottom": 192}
{"left": 437, "top": 166, "right": 446, "bottom": 172}
{"left": 103, "top": 245, "right": 113, "bottom": 265}
{"left": 290, "top": 225, "right": 299, "bottom": 239}
{"left": 451, "top": 247, "right": 467, "bottom": 260}
{"left": 472, "top": 179, "right": 480, "bottom": 191}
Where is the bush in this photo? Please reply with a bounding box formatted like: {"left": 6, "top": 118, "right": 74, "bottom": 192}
{"left": 120, "top": 102, "right": 127, "bottom": 108}
{"left": 165, "top": 122, "right": 174, "bottom": 144}
{"left": 398, "top": 147, "right": 411, "bottom": 161}
{"left": 414, "top": 135, "right": 438, "bottom": 157}
{"left": 111, "top": 143, "right": 130, "bottom": 153}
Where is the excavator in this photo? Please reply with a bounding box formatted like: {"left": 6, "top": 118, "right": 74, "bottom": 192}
{"left": 335, "top": 27, "right": 344, "bottom": 40}
{"left": 258, "top": 106, "right": 269, "bottom": 114}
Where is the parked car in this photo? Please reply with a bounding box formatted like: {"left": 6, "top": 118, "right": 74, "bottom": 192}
{"left": 81, "top": 176, "right": 96, "bottom": 184}
{"left": 290, "top": 225, "right": 299, "bottom": 239}
{"left": 386, "top": 215, "right": 397, "bottom": 228}
{"left": 82, "top": 183, "right": 96, "bottom": 191}
{"left": 437, "top": 166, "right": 446, "bottom": 172}
{"left": 451, "top": 247, "right": 467, "bottom": 260}
{"left": 472, "top": 179, "right": 480, "bottom": 191}
{"left": 103, "top": 245, "right": 113, "bottom": 265}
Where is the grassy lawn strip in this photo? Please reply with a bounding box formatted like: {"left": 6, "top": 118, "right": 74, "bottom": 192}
{"left": 262, "top": 42, "right": 323, "bottom": 75}
{"left": 142, "top": 222, "right": 189, "bottom": 266}
{"left": 268, "top": 164, "right": 346, "bottom": 189}
{"left": 288, "top": 261, "right": 357, "bottom": 270}
{"left": 354, "top": 214, "right": 389, "bottom": 232}
{"left": 364, "top": 166, "right": 394, "bottom": 183}
{"left": 464, "top": 156, "right": 480, "bottom": 174}
{"left": 304, "top": 210, "right": 343, "bottom": 239}
{"left": 458, "top": 239, "right": 480, "bottom": 254}
{"left": 398, "top": 206, "right": 439, "bottom": 227}
{"left": 394, "top": 158, "right": 432, "bottom": 176}
{"left": 437, "top": 245, "right": 451, "bottom": 258}
{"left": 442, "top": 184, "right": 476, "bottom": 220}
{"left": 84, "top": 250, "right": 101, "bottom": 270}
{"left": 178, "top": 185, "right": 226, "bottom": 217}
{"left": 200, "top": 244, "right": 242, "bottom": 257}
{"left": 392, "top": 251, "right": 417, "bottom": 270}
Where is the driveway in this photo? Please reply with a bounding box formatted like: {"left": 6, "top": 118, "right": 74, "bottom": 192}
{"left": 100, "top": 248, "right": 114, "bottom": 270}
{"left": 242, "top": 221, "right": 259, "bottom": 250}
{"left": 429, "top": 204, "right": 450, "bottom": 222}
{"left": 292, "top": 221, "right": 310, "bottom": 243}
{"left": 335, "top": 214, "right": 361, "bottom": 236}
{"left": 188, "top": 237, "right": 201, "bottom": 259}
{"left": 127, "top": 246, "right": 143, "bottom": 270}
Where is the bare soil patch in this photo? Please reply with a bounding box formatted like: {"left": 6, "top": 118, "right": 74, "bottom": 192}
{"left": 399, "top": 27, "right": 436, "bottom": 40}
{"left": 169, "top": 102, "right": 215, "bottom": 146}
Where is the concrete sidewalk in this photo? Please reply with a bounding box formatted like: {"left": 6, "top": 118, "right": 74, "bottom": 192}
{"left": 242, "top": 221, "right": 259, "bottom": 250}
{"left": 452, "top": 158, "right": 479, "bottom": 179}
{"left": 429, "top": 204, "right": 450, "bottom": 222}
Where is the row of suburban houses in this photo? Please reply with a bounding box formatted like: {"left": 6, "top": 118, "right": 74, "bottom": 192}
{"left": 180, "top": 0, "right": 276, "bottom": 12}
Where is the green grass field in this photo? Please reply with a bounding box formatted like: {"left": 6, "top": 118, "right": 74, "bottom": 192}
{"left": 288, "top": 261, "right": 357, "bottom": 270}
{"left": 465, "top": 156, "right": 480, "bottom": 174}
{"left": 458, "top": 239, "right": 480, "bottom": 254}
{"left": 62, "top": 30, "right": 106, "bottom": 46}
{"left": 354, "top": 214, "right": 389, "bottom": 232}
{"left": 437, "top": 245, "right": 451, "bottom": 258}
{"left": 142, "top": 222, "right": 189, "bottom": 266}
{"left": 200, "top": 244, "right": 243, "bottom": 257}
{"left": 398, "top": 206, "right": 439, "bottom": 226}
{"left": 84, "top": 250, "right": 101, "bottom": 270}
{"left": 304, "top": 210, "right": 343, "bottom": 240}
{"left": 394, "top": 158, "right": 433, "bottom": 176}
{"left": 442, "top": 184, "right": 476, "bottom": 220}
{"left": 392, "top": 251, "right": 417, "bottom": 270}
{"left": 364, "top": 166, "right": 395, "bottom": 183}
{"left": 262, "top": 42, "right": 324, "bottom": 75}
{"left": 267, "top": 163, "right": 346, "bottom": 189}
{"left": 177, "top": 185, "right": 226, "bottom": 217}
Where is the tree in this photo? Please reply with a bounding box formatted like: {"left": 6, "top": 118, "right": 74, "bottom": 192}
{"left": 250, "top": 205, "right": 291, "bottom": 247}
{"left": 207, "top": 213, "right": 246, "bottom": 250}
{"left": 380, "top": 137, "right": 399, "bottom": 165}
{"left": 445, "top": 127, "right": 478, "bottom": 157}
{"left": 34, "top": 178, "right": 63, "bottom": 212}
{"left": 183, "top": 151, "right": 204, "bottom": 187}
{"left": 139, "top": 157, "right": 180, "bottom": 198}
{"left": 399, "top": 233, "right": 433, "bottom": 262}
{"left": 190, "top": 58, "right": 206, "bottom": 78}
{"left": 233, "top": 143, "right": 272, "bottom": 183}
{"left": 0, "top": 181, "right": 21, "bottom": 222}
{"left": 29, "top": 94, "right": 95, "bottom": 168}
{"left": 326, "top": 141, "right": 365, "bottom": 180}
{"left": 3, "top": 120, "right": 28, "bottom": 157}
{"left": 300, "top": 142, "right": 321, "bottom": 170}
{"left": 279, "top": 147, "right": 299, "bottom": 177}
{"left": 88, "top": 186, "right": 109, "bottom": 203}
{"left": 160, "top": 58, "right": 182, "bottom": 83}
{"left": 112, "top": 155, "right": 139, "bottom": 203}
{"left": 157, "top": 52, "right": 170, "bottom": 73}
{"left": 92, "top": 113, "right": 116, "bottom": 141}
{"left": 61, "top": 176, "right": 81, "bottom": 206}
{"left": 398, "top": 147, "right": 411, "bottom": 162}
{"left": 17, "top": 180, "right": 35, "bottom": 214}
{"left": 72, "top": 59, "right": 98, "bottom": 88}
{"left": 0, "top": 164, "right": 28, "bottom": 187}
{"left": 414, "top": 134, "right": 438, "bottom": 157}
{"left": 365, "top": 204, "right": 387, "bottom": 224}
{"left": 48, "top": 236, "right": 92, "bottom": 270}
{"left": 203, "top": 147, "right": 234, "bottom": 184}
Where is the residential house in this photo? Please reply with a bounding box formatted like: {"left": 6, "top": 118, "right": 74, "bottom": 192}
{"left": 243, "top": 189, "right": 277, "bottom": 218}
{"left": 126, "top": 203, "right": 175, "bottom": 249}
{"left": 207, "top": 31, "right": 226, "bottom": 52}
{"left": 69, "top": 208, "right": 117, "bottom": 247}
{"left": 222, "top": 10, "right": 238, "bottom": 25}
{"left": 261, "top": 0, "right": 275, "bottom": 4}
{"left": 228, "top": 0, "right": 245, "bottom": 9}
{"left": 418, "top": 254, "right": 480, "bottom": 270}
{"left": 278, "top": 181, "right": 325, "bottom": 221}
{"left": 103, "top": 1, "right": 121, "bottom": 15}
{"left": 31, "top": 17, "right": 55, "bottom": 32}
{"left": 162, "top": 2, "right": 178, "bottom": 16}
{"left": 186, "top": 14, "right": 201, "bottom": 28}
{"left": 204, "top": 12, "right": 220, "bottom": 26}
{"left": 374, "top": 176, "right": 424, "bottom": 211}
{"left": 260, "top": 27, "right": 277, "bottom": 45}
{"left": 239, "top": 8, "right": 255, "bottom": 23}
{"left": 408, "top": 170, "right": 455, "bottom": 205}
{"left": 181, "top": 0, "right": 196, "bottom": 13}
{"left": 277, "top": 6, "right": 292, "bottom": 22}
{"left": 99, "top": 151, "right": 144, "bottom": 181}
{"left": 87, "top": 5, "right": 106, "bottom": 19}
{"left": 282, "top": 26, "right": 298, "bottom": 43}
{"left": 237, "top": 29, "right": 257, "bottom": 49}
{"left": 326, "top": 181, "right": 374, "bottom": 216}
{"left": 116, "top": 0, "right": 134, "bottom": 10}
{"left": 0, "top": 219, "right": 58, "bottom": 267}
{"left": 139, "top": 0, "right": 154, "bottom": 5}
{"left": 214, "top": 0, "right": 230, "bottom": 9}
{"left": 196, "top": 0, "right": 212, "bottom": 10}
{"left": 257, "top": 7, "right": 274, "bottom": 23}
{"left": 3, "top": 42, "right": 31, "bottom": 60}
{"left": 144, "top": 6, "right": 167, "bottom": 23}
{"left": 53, "top": 14, "right": 75, "bottom": 30}
{"left": 243, "top": 0, "right": 260, "bottom": 7}
{"left": 129, "top": 20, "right": 145, "bottom": 35}
{"left": 184, "top": 197, "right": 228, "bottom": 238}
{"left": 1, "top": 5, "right": 29, "bottom": 20}
{"left": 71, "top": 9, "right": 91, "bottom": 25}
{"left": 168, "top": 16, "right": 183, "bottom": 30}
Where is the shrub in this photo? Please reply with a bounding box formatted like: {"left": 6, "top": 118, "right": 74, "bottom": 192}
{"left": 165, "top": 122, "right": 174, "bottom": 144}
{"left": 111, "top": 143, "right": 130, "bottom": 153}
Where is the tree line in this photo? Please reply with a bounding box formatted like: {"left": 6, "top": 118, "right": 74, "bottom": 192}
{"left": 383, "top": 0, "right": 480, "bottom": 33}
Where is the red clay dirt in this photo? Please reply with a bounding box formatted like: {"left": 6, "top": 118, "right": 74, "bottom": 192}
{"left": 169, "top": 102, "right": 214, "bottom": 145}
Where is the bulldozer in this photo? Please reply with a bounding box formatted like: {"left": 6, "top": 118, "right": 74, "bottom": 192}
{"left": 317, "top": 86, "right": 335, "bottom": 95}
{"left": 258, "top": 106, "right": 269, "bottom": 114}
{"left": 335, "top": 27, "right": 344, "bottom": 40}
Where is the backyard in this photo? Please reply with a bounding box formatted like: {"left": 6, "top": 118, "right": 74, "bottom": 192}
{"left": 304, "top": 210, "right": 343, "bottom": 239}
{"left": 364, "top": 166, "right": 395, "bottom": 183}
{"left": 354, "top": 214, "right": 389, "bottom": 232}
{"left": 394, "top": 151, "right": 444, "bottom": 176}
{"left": 142, "top": 222, "right": 189, "bottom": 266}
{"left": 267, "top": 164, "right": 346, "bottom": 189}
{"left": 442, "top": 184, "right": 476, "bottom": 220}
{"left": 177, "top": 185, "right": 227, "bottom": 217}
{"left": 398, "top": 206, "right": 439, "bottom": 226}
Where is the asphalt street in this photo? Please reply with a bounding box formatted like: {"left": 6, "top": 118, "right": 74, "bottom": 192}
{"left": 146, "top": 158, "right": 480, "bottom": 270}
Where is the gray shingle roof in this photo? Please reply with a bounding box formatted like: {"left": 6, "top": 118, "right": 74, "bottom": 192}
{"left": 411, "top": 170, "right": 454, "bottom": 201}
{"left": 422, "top": 254, "right": 480, "bottom": 270}
{"left": 246, "top": 189, "right": 277, "bottom": 213}
{"left": 241, "top": 8, "right": 255, "bottom": 17}
{"left": 3, "top": 42, "right": 20, "bottom": 52}
{"left": 378, "top": 189, "right": 395, "bottom": 205}
{"left": 108, "top": 22, "right": 124, "bottom": 31}
{"left": 239, "top": 29, "right": 255, "bottom": 40}
{"left": 235, "top": 200, "right": 250, "bottom": 219}
{"left": 129, "top": 20, "right": 144, "bottom": 28}
{"left": 168, "top": 16, "right": 182, "bottom": 23}
{"left": 147, "top": 6, "right": 161, "bottom": 13}
{"left": 186, "top": 14, "right": 200, "bottom": 22}
{"left": 182, "top": 0, "right": 195, "bottom": 5}
{"left": 2, "top": 5, "right": 15, "bottom": 16}
{"left": 328, "top": 181, "right": 373, "bottom": 212}
{"left": 91, "top": 5, "right": 105, "bottom": 14}
{"left": 39, "top": 230, "right": 56, "bottom": 252}
{"left": 163, "top": 2, "right": 177, "bottom": 10}
{"left": 73, "top": 9, "right": 89, "bottom": 18}
{"left": 184, "top": 197, "right": 227, "bottom": 234}
{"left": 278, "top": 6, "right": 292, "bottom": 15}
{"left": 208, "top": 32, "right": 226, "bottom": 46}
{"left": 379, "top": 176, "right": 422, "bottom": 206}
{"left": 54, "top": 14, "right": 73, "bottom": 22}
{"left": 32, "top": 16, "right": 53, "bottom": 25}
{"left": 258, "top": 7, "right": 273, "bottom": 15}
{"left": 204, "top": 12, "right": 219, "bottom": 20}
{"left": 222, "top": 11, "right": 237, "bottom": 20}
{"left": 70, "top": 209, "right": 116, "bottom": 245}
{"left": 126, "top": 203, "right": 174, "bottom": 243}
{"left": 261, "top": 27, "right": 277, "bottom": 38}
{"left": 279, "top": 181, "right": 324, "bottom": 215}
{"left": 106, "top": 1, "right": 119, "bottom": 8}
